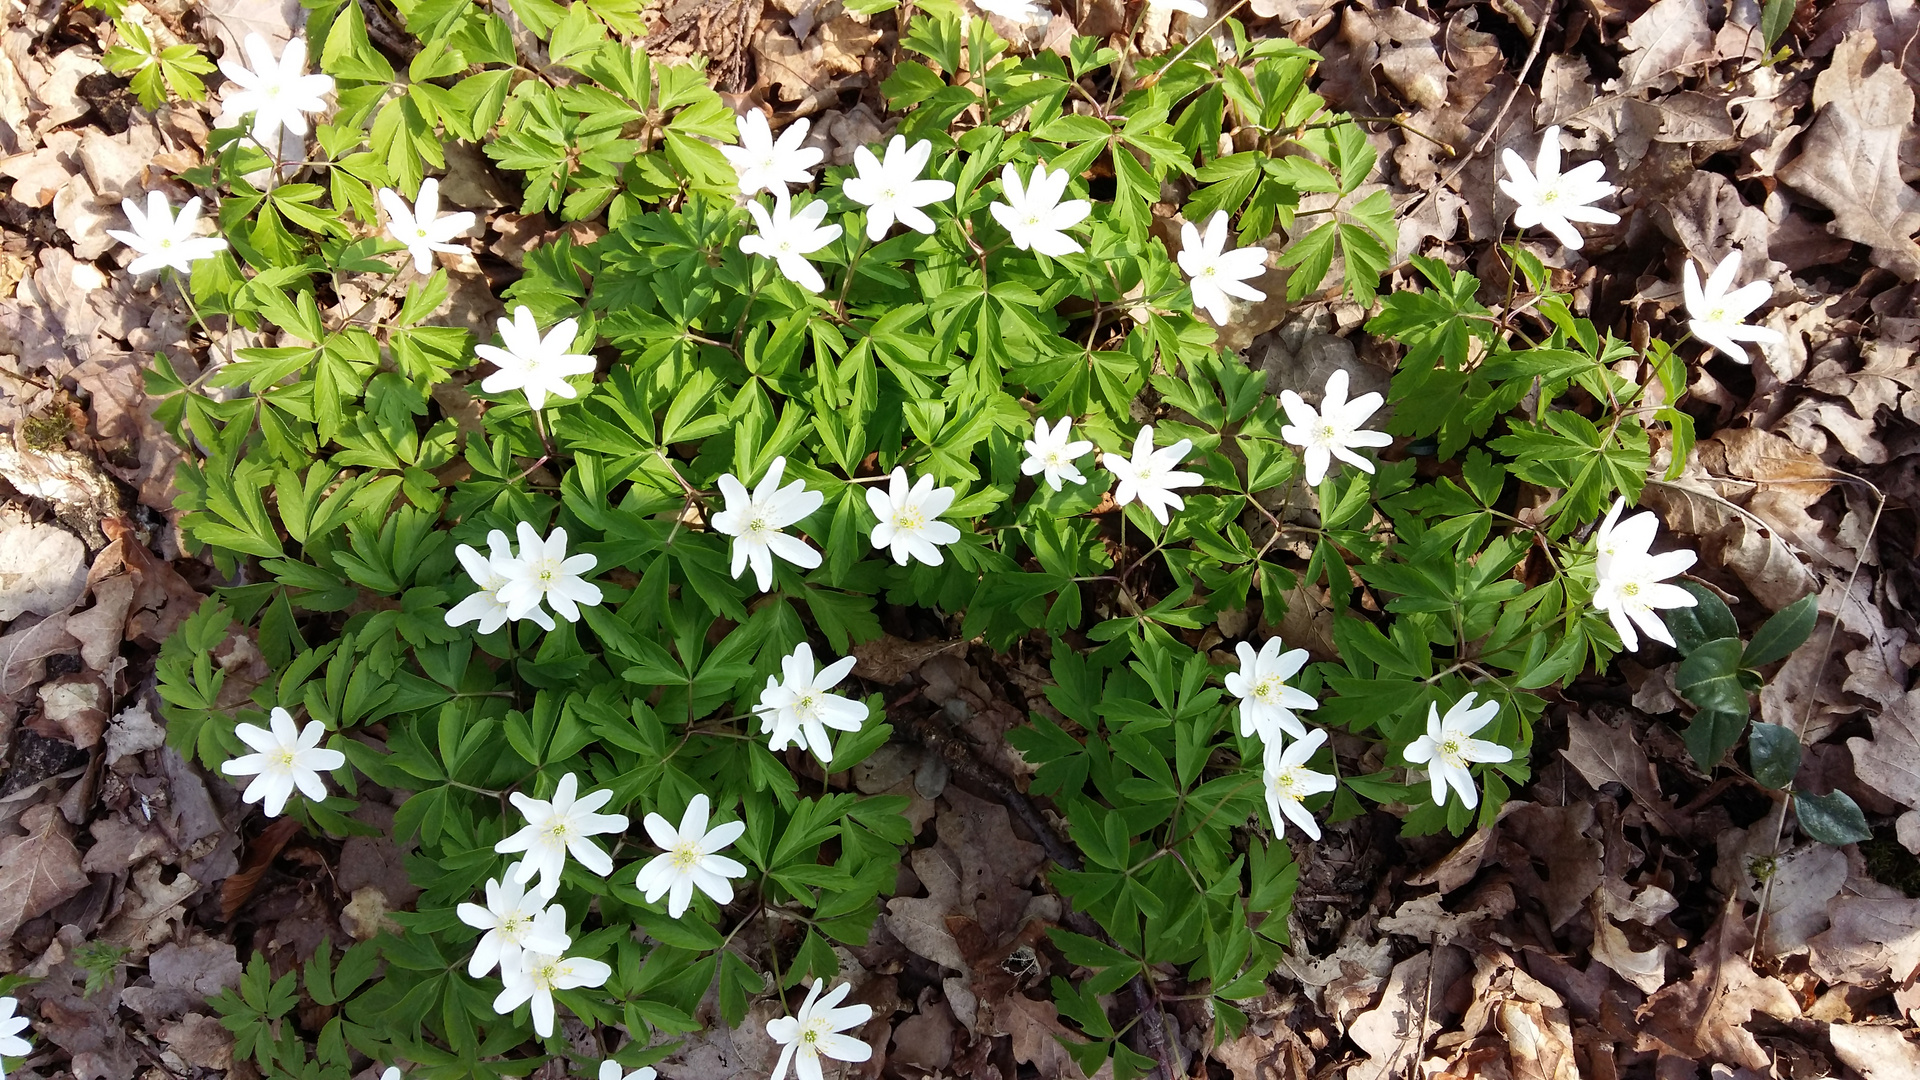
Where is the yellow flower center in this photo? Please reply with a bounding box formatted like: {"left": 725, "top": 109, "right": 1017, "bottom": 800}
{"left": 1440, "top": 736, "right": 1463, "bottom": 761}
{"left": 273, "top": 748, "right": 298, "bottom": 768}
{"left": 1622, "top": 582, "right": 1641, "bottom": 597}
{"left": 671, "top": 843, "right": 701, "bottom": 870}
{"left": 896, "top": 509, "right": 924, "bottom": 531}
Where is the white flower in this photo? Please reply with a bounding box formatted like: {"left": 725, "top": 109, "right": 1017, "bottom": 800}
{"left": 455, "top": 866, "right": 571, "bottom": 978}
{"left": 989, "top": 162, "right": 1091, "bottom": 257}
{"left": 496, "top": 523, "right": 602, "bottom": 624}
{"left": 1149, "top": 0, "right": 1207, "bottom": 14}
{"left": 0, "top": 995, "right": 32, "bottom": 1063}
{"left": 495, "top": 773, "right": 629, "bottom": 895}
{"left": 1497, "top": 125, "right": 1619, "bottom": 251}
{"left": 754, "top": 642, "right": 868, "bottom": 765}
{"left": 378, "top": 178, "right": 474, "bottom": 274}
{"left": 219, "top": 707, "right": 345, "bottom": 818}
{"left": 216, "top": 34, "right": 333, "bottom": 144}
{"left": 974, "top": 0, "right": 1050, "bottom": 23}
{"left": 740, "top": 195, "right": 843, "bottom": 293}
{"left": 1103, "top": 425, "right": 1201, "bottom": 526}
{"left": 1590, "top": 498, "right": 1698, "bottom": 651}
{"left": 1682, "top": 251, "right": 1783, "bottom": 365}
{"left": 1402, "top": 693, "right": 1512, "bottom": 811}
{"left": 1020, "top": 416, "right": 1094, "bottom": 492}
{"left": 447, "top": 529, "right": 556, "bottom": 634}
{"left": 721, "top": 111, "right": 823, "bottom": 197}
{"left": 1262, "top": 728, "right": 1336, "bottom": 840}
{"left": 494, "top": 949, "right": 611, "bottom": 1038}
{"left": 866, "top": 467, "right": 963, "bottom": 566}
{"left": 767, "top": 979, "right": 874, "bottom": 1080}
{"left": 1224, "top": 638, "right": 1318, "bottom": 744}
{"left": 106, "top": 192, "right": 229, "bottom": 276}
{"left": 475, "top": 305, "right": 597, "bottom": 411}
{"left": 1279, "top": 369, "right": 1393, "bottom": 487}
{"left": 634, "top": 794, "right": 749, "bottom": 918}
{"left": 711, "top": 456, "right": 824, "bottom": 592}
{"left": 379, "top": 1069, "right": 401, "bottom": 1080}
{"left": 842, "top": 136, "right": 955, "bottom": 242}
{"left": 1177, "top": 211, "right": 1267, "bottom": 323}
{"left": 599, "top": 1062, "right": 657, "bottom": 1080}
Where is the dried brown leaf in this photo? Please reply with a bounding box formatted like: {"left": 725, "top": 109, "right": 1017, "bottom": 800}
{"left": 1347, "top": 949, "right": 1461, "bottom": 1080}
{"left": 1560, "top": 712, "right": 1678, "bottom": 830}
{"left": 1827, "top": 1022, "right": 1920, "bottom": 1079}
{"left": 30, "top": 671, "right": 108, "bottom": 747}
{"left": 1847, "top": 689, "right": 1920, "bottom": 813}
{"left": 1776, "top": 30, "right": 1920, "bottom": 281}
{"left": 1612, "top": 0, "right": 1715, "bottom": 94}
{"left": 1806, "top": 894, "right": 1920, "bottom": 986}
{"left": 0, "top": 514, "right": 86, "bottom": 620}
{"left": 1588, "top": 881, "right": 1677, "bottom": 993}
{"left": 1641, "top": 478, "right": 1818, "bottom": 610}
{"left": 1637, "top": 898, "right": 1799, "bottom": 1069}
{"left": 992, "top": 994, "right": 1112, "bottom": 1080}
{"left": 0, "top": 801, "right": 91, "bottom": 938}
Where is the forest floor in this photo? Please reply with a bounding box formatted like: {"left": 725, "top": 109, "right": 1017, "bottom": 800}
{"left": 1, "top": 0, "right": 1919, "bottom": 1078}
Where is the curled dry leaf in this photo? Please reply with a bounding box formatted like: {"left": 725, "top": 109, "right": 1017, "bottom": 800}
{"left": 1640, "top": 478, "right": 1817, "bottom": 611}
{"left": 1587, "top": 880, "right": 1677, "bottom": 993}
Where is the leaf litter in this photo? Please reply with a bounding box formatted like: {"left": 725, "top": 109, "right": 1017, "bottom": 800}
{"left": 2, "top": 0, "right": 1920, "bottom": 1075}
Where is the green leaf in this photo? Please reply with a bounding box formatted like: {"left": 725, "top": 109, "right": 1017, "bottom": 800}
{"left": 1683, "top": 707, "right": 1748, "bottom": 772}
{"left": 1742, "top": 593, "right": 1818, "bottom": 669}
{"left": 1795, "top": 790, "right": 1872, "bottom": 845}
{"left": 1760, "top": 0, "right": 1794, "bottom": 50}
{"left": 1666, "top": 581, "right": 1739, "bottom": 656}
{"left": 1674, "top": 637, "right": 1749, "bottom": 717}
{"left": 1747, "top": 722, "right": 1801, "bottom": 790}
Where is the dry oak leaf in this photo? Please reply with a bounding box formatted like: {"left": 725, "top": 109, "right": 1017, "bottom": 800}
{"left": 1637, "top": 898, "right": 1799, "bottom": 1070}
{"left": 752, "top": 17, "right": 877, "bottom": 103}
{"left": 1806, "top": 894, "right": 1920, "bottom": 986}
{"left": 1846, "top": 688, "right": 1920, "bottom": 813}
{"left": 1560, "top": 712, "right": 1680, "bottom": 831}
{"left": 1776, "top": 30, "right": 1920, "bottom": 281}
{"left": 991, "top": 994, "right": 1113, "bottom": 1080}
{"left": 1610, "top": 0, "right": 1715, "bottom": 94}
{"left": 1827, "top": 1022, "right": 1920, "bottom": 1080}
{"left": 0, "top": 801, "right": 92, "bottom": 939}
